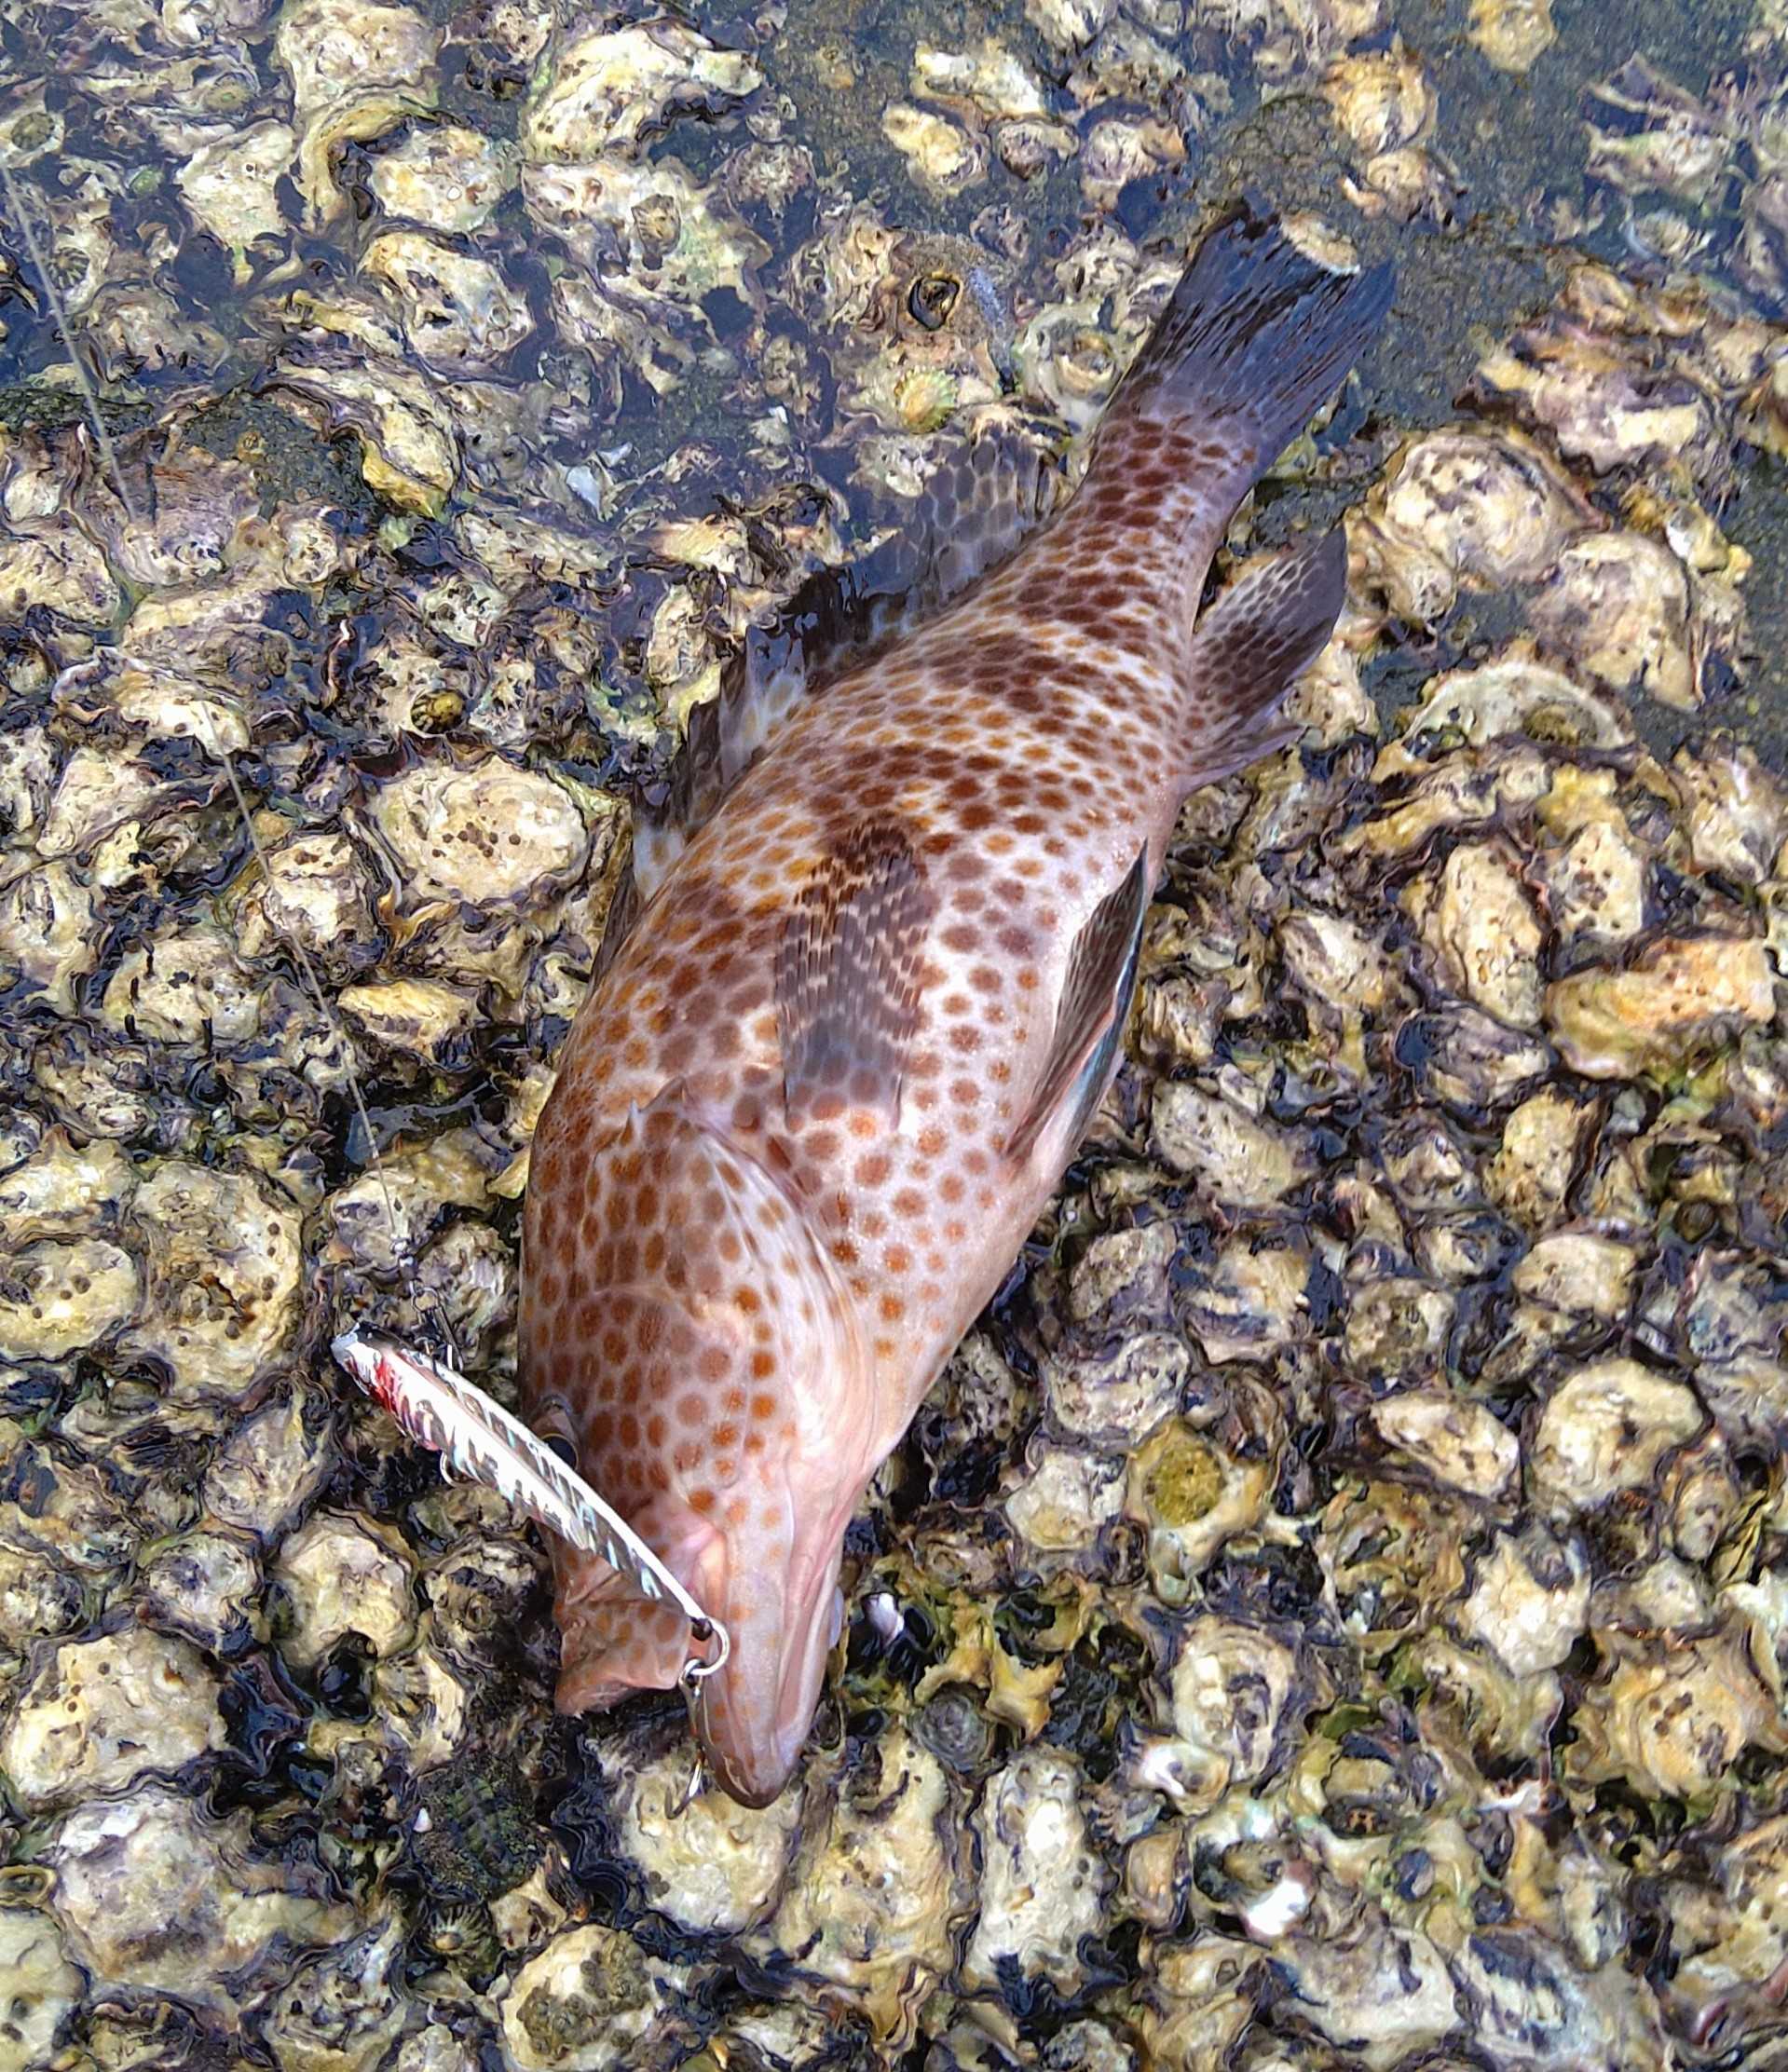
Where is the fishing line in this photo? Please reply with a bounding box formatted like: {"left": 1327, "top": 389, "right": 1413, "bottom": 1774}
{"left": 0, "top": 162, "right": 457, "bottom": 1361}
{"left": 1, "top": 163, "right": 141, "bottom": 529}
{"left": 210, "top": 743, "right": 460, "bottom": 1363}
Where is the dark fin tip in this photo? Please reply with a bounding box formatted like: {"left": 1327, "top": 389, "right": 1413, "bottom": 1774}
{"left": 1005, "top": 845, "right": 1151, "bottom": 1166}
{"left": 1111, "top": 205, "right": 1395, "bottom": 469}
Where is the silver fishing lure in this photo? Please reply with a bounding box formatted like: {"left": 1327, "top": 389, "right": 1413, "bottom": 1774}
{"left": 332, "top": 1327, "right": 730, "bottom": 1685}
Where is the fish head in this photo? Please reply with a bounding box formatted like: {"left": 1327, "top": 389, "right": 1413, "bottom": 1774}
{"left": 544, "top": 1278, "right": 869, "bottom": 1807}
{"left": 543, "top": 1420, "right": 852, "bottom": 1807}
{"left": 523, "top": 1084, "right": 878, "bottom": 1806}
{"left": 687, "top": 1441, "right": 856, "bottom": 1807}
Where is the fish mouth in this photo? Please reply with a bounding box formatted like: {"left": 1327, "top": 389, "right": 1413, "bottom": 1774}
{"left": 691, "top": 1530, "right": 843, "bottom": 1808}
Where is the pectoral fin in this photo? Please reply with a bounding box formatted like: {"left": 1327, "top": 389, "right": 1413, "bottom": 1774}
{"left": 775, "top": 819, "right": 936, "bottom": 1127}
{"left": 1005, "top": 846, "right": 1151, "bottom": 1166}
{"left": 550, "top": 1484, "right": 723, "bottom": 1712}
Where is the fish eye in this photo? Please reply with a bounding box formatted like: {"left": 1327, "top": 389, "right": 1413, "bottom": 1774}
{"left": 544, "top": 1433, "right": 578, "bottom": 1466}
{"left": 908, "top": 273, "right": 960, "bottom": 331}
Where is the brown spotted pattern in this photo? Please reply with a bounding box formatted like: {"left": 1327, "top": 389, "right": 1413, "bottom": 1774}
{"left": 518, "top": 214, "right": 1388, "bottom": 1806}
{"left": 519, "top": 413, "right": 1256, "bottom": 1800}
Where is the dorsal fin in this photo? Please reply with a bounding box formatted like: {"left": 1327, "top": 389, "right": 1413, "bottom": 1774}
{"left": 1005, "top": 846, "right": 1151, "bottom": 1167}
{"left": 624, "top": 420, "right": 1066, "bottom": 923}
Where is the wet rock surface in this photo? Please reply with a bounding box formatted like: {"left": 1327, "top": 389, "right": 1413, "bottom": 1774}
{"left": 0, "top": 0, "right": 1787, "bottom": 2067}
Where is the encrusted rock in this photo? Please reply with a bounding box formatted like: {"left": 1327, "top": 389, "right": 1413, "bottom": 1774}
{"left": 273, "top": 1513, "right": 417, "bottom": 1667}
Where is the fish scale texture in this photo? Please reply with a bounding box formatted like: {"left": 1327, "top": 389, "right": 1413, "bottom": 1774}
{"left": 519, "top": 211, "right": 1388, "bottom": 1803}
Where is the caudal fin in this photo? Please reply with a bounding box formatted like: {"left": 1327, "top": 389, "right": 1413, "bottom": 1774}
{"left": 1104, "top": 206, "right": 1394, "bottom": 476}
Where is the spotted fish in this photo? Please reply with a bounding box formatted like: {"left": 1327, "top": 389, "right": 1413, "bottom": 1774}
{"left": 519, "top": 206, "right": 1394, "bottom": 1805}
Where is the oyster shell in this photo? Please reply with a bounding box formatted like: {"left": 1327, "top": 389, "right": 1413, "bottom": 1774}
{"left": 605, "top": 1734, "right": 803, "bottom": 1935}
{"left": 369, "top": 123, "right": 516, "bottom": 233}
{"left": 1371, "top": 1390, "right": 1519, "bottom": 1500}
{"left": 882, "top": 106, "right": 990, "bottom": 198}
{"left": 1531, "top": 1358, "right": 1704, "bottom": 1512}
{"left": 748, "top": 1728, "right": 966, "bottom": 2040}
{"left": 1412, "top": 839, "right": 1544, "bottom": 1029}
{"left": 961, "top": 1749, "right": 1108, "bottom": 1997}
{"left": 1527, "top": 531, "right": 1697, "bottom": 711}
{"left": 500, "top": 1920, "right": 699, "bottom": 2070}
{"left": 4, "top": 3, "right": 1788, "bottom": 2063}
{"left": 1354, "top": 427, "right": 1595, "bottom": 625}
{"left": 275, "top": 0, "right": 441, "bottom": 225}
{"left": 0, "top": 1906, "right": 82, "bottom": 2072}
{"left": 176, "top": 120, "right": 294, "bottom": 279}
{"left": 1456, "top": 1524, "right": 1590, "bottom": 1675}
{"left": 1546, "top": 934, "right": 1777, "bottom": 1078}
{"left": 522, "top": 21, "right": 762, "bottom": 163}
{"left": 1467, "top": 0, "right": 1555, "bottom": 73}
{"left": 47, "top": 1783, "right": 351, "bottom": 2011}
{"left": 362, "top": 233, "right": 533, "bottom": 374}
{"left": 272, "top": 1512, "right": 417, "bottom": 1667}
{"left": 2, "top": 1627, "right": 225, "bottom": 1809}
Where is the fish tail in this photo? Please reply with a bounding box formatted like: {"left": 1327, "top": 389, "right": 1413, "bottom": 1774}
{"left": 1100, "top": 205, "right": 1394, "bottom": 481}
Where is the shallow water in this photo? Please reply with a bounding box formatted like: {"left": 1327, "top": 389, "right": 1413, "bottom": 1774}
{"left": 3, "top": 2, "right": 1788, "bottom": 2069}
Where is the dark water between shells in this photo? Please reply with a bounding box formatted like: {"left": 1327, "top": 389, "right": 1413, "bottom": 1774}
{"left": 3, "top": 0, "right": 1788, "bottom": 2067}
{"left": 1, "top": 0, "right": 1785, "bottom": 758}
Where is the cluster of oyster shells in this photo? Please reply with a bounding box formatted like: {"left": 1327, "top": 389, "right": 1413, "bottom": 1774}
{"left": 2, "top": 0, "right": 1788, "bottom": 2067}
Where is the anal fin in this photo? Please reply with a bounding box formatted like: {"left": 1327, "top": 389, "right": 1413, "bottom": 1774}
{"left": 1006, "top": 847, "right": 1151, "bottom": 1166}
{"left": 1181, "top": 525, "right": 1348, "bottom": 785}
